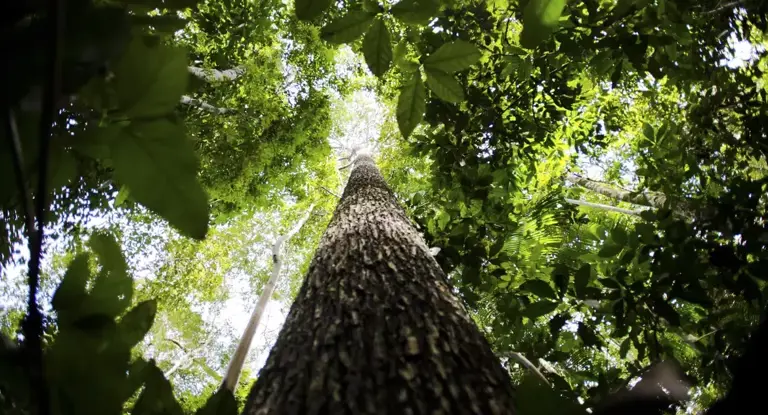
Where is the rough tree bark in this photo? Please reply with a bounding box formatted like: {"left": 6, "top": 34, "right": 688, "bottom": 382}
{"left": 243, "top": 155, "right": 516, "bottom": 414}
{"left": 565, "top": 174, "right": 668, "bottom": 208}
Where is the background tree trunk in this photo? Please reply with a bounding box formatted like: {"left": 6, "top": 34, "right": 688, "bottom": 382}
{"left": 243, "top": 155, "right": 516, "bottom": 414}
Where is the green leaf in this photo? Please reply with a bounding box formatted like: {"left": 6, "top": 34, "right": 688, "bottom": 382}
{"left": 437, "top": 210, "right": 451, "bottom": 230}
{"left": 574, "top": 264, "right": 591, "bottom": 299}
{"left": 423, "top": 40, "right": 481, "bottom": 73}
{"left": 610, "top": 227, "right": 628, "bottom": 246}
{"left": 294, "top": 0, "right": 332, "bottom": 20}
{"left": 642, "top": 122, "right": 655, "bottom": 141}
{"left": 87, "top": 232, "right": 133, "bottom": 317}
{"left": 551, "top": 264, "right": 569, "bottom": 297}
{"left": 598, "top": 243, "right": 623, "bottom": 258}
{"left": 501, "top": 55, "right": 523, "bottom": 79}
{"left": 114, "top": 38, "right": 188, "bottom": 118}
{"left": 118, "top": 300, "right": 157, "bottom": 349}
{"left": 577, "top": 322, "right": 601, "bottom": 347}
{"left": 362, "top": 17, "right": 393, "bottom": 76}
{"left": 653, "top": 298, "right": 681, "bottom": 327}
{"left": 390, "top": 0, "right": 439, "bottom": 25}
{"left": 504, "top": 44, "right": 528, "bottom": 55}
{"left": 320, "top": 11, "right": 375, "bottom": 44}
{"left": 115, "top": 186, "right": 131, "bottom": 207}
{"left": 195, "top": 388, "right": 237, "bottom": 415}
{"left": 462, "top": 266, "right": 481, "bottom": 285}
{"left": 396, "top": 71, "right": 426, "bottom": 138}
{"left": 520, "top": 279, "right": 557, "bottom": 299}
{"left": 363, "top": 0, "right": 381, "bottom": 13}
{"left": 51, "top": 254, "right": 91, "bottom": 316}
{"left": 110, "top": 119, "right": 209, "bottom": 239}
{"left": 517, "top": 374, "right": 586, "bottom": 415}
{"left": 523, "top": 300, "right": 558, "bottom": 318}
{"left": 424, "top": 69, "right": 464, "bottom": 103}
{"left": 619, "top": 338, "right": 631, "bottom": 359}
{"left": 520, "top": 0, "right": 568, "bottom": 49}
{"left": 635, "top": 223, "right": 656, "bottom": 244}
{"left": 132, "top": 362, "right": 184, "bottom": 415}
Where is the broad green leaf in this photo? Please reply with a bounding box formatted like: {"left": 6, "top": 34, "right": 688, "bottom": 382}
{"left": 610, "top": 227, "right": 628, "bottom": 246}
{"left": 577, "top": 322, "right": 601, "bottom": 347}
{"left": 111, "top": 119, "right": 209, "bottom": 239}
{"left": 520, "top": 279, "right": 557, "bottom": 299}
{"left": 132, "top": 362, "right": 184, "bottom": 415}
{"left": 598, "top": 243, "right": 623, "bottom": 258}
{"left": 520, "top": 0, "right": 567, "bottom": 49}
{"left": 118, "top": 300, "right": 157, "bottom": 349}
{"left": 363, "top": 0, "right": 381, "bottom": 12}
{"left": 396, "top": 71, "right": 426, "bottom": 138}
{"left": 636, "top": 223, "right": 656, "bottom": 244}
{"left": 195, "top": 387, "right": 237, "bottom": 415}
{"left": 87, "top": 232, "right": 133, "bottom": 317}
{"left": 320, "top": 11, "right": 375, "bottom": 44}
{"left": 653, "top": 298, "right": 681, "bottom": 327}
{"left": 619, "top": 338, "right": 631, "bottom": 358}
{"left": 423, "top": 40, "right": 481, "bottom": 73}
{"left": 437, "top": 210, "right": 451, "bottom": 230}
{"left": 114, "top": 38, "right": 188, "bottom": 118}
{"left": 574, "top": 264, "right": 591, "bottom": 299}
{"left": 501, "top": 55, "right": 523, "bottom": 79}
{"left": 504, "top": 44, "right": 528, "bottom": 55}
{"left": 642, "top": 122, "right": 655, "bottom": 141}
{"left": 424, "top": 69, "right": 464, "bottom": 103}
{"left": 115, "top": 186, "right": 130, "bottom": 207}
{"left": 462, "top": 266, "right": 481, "bottom": 285}
{"left": 552, "top": 264, "right": 569, "bottom": 297}
{"left": 517, "top": 374, "right": 586, "bottom": 415}
{"left": 294, "top": 0, "right": 332, "bottom": 20}
{"left": 363, "top": 18, "right": 393, "bottom": 76}
{"left": 390, "top": 0, "right": 439, "bottom": 25}
{"left": 51, "top": 254, "right": 91, "bottom": 316}
{"left": 523, "top": 300, "right": 558, "bottom": 318}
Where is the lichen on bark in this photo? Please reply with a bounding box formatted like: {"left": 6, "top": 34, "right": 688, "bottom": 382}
{"left": 243, "top": 155, "right": 516, "bottom": 414}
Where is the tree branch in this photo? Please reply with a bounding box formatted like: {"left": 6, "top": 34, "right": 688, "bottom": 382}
{"left": 221, "top": 204, "right": 316, "bottom": 391}
{"left": 188, "top": 66, "right": 245, "bottom": 82}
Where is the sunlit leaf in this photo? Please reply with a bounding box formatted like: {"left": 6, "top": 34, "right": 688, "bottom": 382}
{"left": 294, "top": 0, "right": 332, "bottom": 20}
{"left": 111, "top": 119, "right": 209, "bottom": 239}
{"left": 423, "top": 40, "right": 481, "bottom": 73}
{"left": 520, "top": 0, "right": 568, "bottom": 49}
{"left": 396, "top": 71, "right": 426, "bottom": 138}
{"left": 390, "top": 0, "right": 439, "bottom": 25}
{"left": 424, "top": 69, "right": 464, "bottom": 103}
{"left": 320, "top": 11, "right": 375, "bottom": 44}
{"left": 362, "top": 17, "right": 393, "bottom": 76}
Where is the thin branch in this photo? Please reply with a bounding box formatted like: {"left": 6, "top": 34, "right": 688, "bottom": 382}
{"left": 5, "top": 110, "right": 37, "bottom": 240}
{"left": 221, "top": 204, "right": 316, "bottom": 392}
{"left": 565, "top": 198, "right": 647, "bottom": 217}
{"left": 319, "top": 185, "right": 340, "bottom": 199}
{"left": 506, "top": 351, "right": 550, "bottom": 386}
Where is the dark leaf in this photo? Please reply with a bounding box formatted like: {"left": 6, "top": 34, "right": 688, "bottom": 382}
{"left": 118, "top": 300, "right": 157, "bottom": 349}
{"left": 320, "top": 11, "right": 375, "bottom": 44}
{"left": 598, "top": 243, "right": 623, "bottom": 258}
{"left": 578, "top": 322, "right": 602, "bottom": 347}
{"left": 390, "top": 0, "right": 439, "bottom": 25}
{"left": 520, "top": 0, "right": 567, "bottom": 49}
{"left": 396, "top": 71, "right": 426, "bottom": 138}
{"left": 517, "top": 373, "right": 586, "bottom": 415}
{"left": 521, "top": 279, "right": 558, "bottom": 299}
{"left": 523, "top": 300, "right": 559, "bottom": 318}
{"left": 424, "top": 69, "right": 464, "bottom": 103}
{"left": 574, "top": 264, "right": 591, "bottom": 299}
{"left": 295, "top": 0, "right": 332, "bottom": 20}
{"left": 423, "top": 41, "right": 481, "bottom": 73}
{"left": 653, "top": 298, "right": 681, "bottom": 327}
{"left": 195, "top": 388, "right": 237, "bottom": 415}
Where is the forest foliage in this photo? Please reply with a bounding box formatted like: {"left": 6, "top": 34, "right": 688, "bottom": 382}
{"left": 1, "top": 0, "right": 768, "bottom": 413}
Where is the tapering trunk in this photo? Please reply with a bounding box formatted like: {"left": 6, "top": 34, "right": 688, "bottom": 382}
{"left": 243, "top": 155, "right": 516, "bottom": 414}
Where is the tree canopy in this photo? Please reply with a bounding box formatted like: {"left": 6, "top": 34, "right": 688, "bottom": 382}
{"left": 2, "top": 0, "right": 768, "bottom": 413}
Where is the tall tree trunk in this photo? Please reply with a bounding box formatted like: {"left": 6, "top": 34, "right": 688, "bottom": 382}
{"left": 243, "top": 155, "right": 516, "bottom": 414}
{"left": 222, "top": 204, "right": 316, "bottom": 392}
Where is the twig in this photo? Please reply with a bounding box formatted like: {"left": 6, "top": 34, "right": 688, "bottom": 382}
{"left": 506, "top": 351, "right": 551, "bottom": 386}
{"left": 5, "top": 110, "right": 37, "bottom": 240}
{"left": 319, "top": 185, "right": 340, "bottom": 199}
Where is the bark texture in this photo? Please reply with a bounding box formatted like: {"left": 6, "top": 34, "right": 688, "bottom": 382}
{"left": 243, "top": 156, "right": 516, "bottom": 415}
